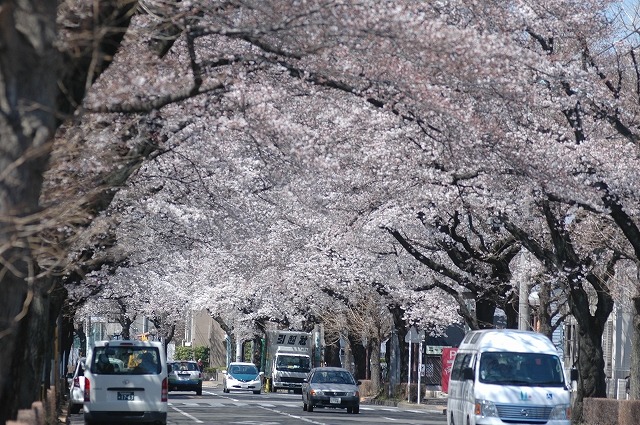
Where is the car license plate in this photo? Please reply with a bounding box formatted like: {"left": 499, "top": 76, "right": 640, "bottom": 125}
{"left": 117, "top": 392, "right": 134, "bottom": 401}
{"left": 329, "top": 397, "right": 341, "bottom": 404}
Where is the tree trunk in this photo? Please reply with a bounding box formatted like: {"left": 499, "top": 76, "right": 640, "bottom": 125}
{"left": 629, "top": 294, "right": 640, "bottom": 400}
{"left": 537, "top": 280, "right": 553, "bottom": 339}
{"left": 324, "top": 341, "right": 341, "bottom": 367}
{"left": 370, "top": 337, "right": 381, "bottom": 393}
{"left": 568, "top": 275, "right": 612, "bottom": 424}
{"left": 0, "top": 1, "right": 58, "bottom": 420}
{"left": 475, "top": 298, "right": 497, "bottom": 329}
{"left": 349, "top": 337, "right": 366, "bottom": 380}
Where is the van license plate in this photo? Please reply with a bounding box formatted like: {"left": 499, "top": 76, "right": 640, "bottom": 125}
{"left": 117, "top": 392, "right": 134, "bottom": 401}
{"left": 329, "top": 397, "right": 341, "bottom": 404}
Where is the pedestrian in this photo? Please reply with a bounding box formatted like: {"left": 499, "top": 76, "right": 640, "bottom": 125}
{"left": 197, "top": 358, "right": 204, "bottom": 371}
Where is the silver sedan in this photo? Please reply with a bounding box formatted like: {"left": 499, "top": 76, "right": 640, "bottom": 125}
{"left": 302, "top": 367, "right": 361, "bottom": 414}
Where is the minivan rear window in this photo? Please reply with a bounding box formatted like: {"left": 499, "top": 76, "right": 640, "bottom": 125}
{"left": 91, "top": 346, "right": 161, "bottom": 375}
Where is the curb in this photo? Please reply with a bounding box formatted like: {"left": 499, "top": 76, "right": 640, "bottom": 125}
{"left": 362, "top": 398, "right": 447, "bottom": 415}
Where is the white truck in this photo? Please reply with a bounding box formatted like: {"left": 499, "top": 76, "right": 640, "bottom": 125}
{"left": 265, "top": 330, "right": 313, "bottom": 393}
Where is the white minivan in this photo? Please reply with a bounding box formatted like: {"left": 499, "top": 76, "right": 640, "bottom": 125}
{"left": 83, "top": 340, "right": 168, "bottom": 425}
{"left": 447, "top": 329, "right": 573, "bottom": 425}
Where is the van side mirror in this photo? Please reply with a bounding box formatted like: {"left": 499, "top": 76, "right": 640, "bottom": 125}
{"left": 462, "top": 367, "right": 474, "bottom": 380}
{"left": 570, "top": 368, "right": 578, "bottom": 382}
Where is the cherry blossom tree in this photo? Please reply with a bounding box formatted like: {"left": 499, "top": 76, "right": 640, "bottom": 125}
{"left": 4, "top": 1, "right": 640, "bottom": 422}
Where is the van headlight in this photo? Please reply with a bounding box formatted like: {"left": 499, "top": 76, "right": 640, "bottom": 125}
{"left": 549, "top": 404, "right": 571, "bottom": 420}
{"left": 474, "top": 399, "right": 499, "bottom": 417}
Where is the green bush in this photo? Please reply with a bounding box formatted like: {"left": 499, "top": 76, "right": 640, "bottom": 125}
{"left": 173, "top": 345, "right": 210, "bottom": 367}
{"left": 174, "top": 346, "right": 193, "bottom": 360}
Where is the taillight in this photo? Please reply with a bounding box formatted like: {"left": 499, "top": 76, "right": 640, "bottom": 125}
{"left": 162, "top": 377, "right": 168, "bottom": 402}
{"left": 84, "top": 378, "right": 90, "bottom": 402}
{"left": 73, "top": 377, "right": 80, "bottom": 388}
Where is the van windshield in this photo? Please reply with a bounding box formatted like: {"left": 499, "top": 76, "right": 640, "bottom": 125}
{"left": 91, "top": 346, "right": 161, "bottom": 375}
{"left": 479, "top": 352, "right": 565, "bottom": 387}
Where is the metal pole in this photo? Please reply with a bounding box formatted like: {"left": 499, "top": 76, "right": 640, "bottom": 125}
{"left": 408, "top": 341, "right": 412, "bottom": 403}
{"left": 417, "top": 338, "right": 422, "bottom": 404}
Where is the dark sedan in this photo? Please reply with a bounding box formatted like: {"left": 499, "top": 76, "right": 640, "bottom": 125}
{"left": 302, "top": 367, "right": 361, "bottom": 414}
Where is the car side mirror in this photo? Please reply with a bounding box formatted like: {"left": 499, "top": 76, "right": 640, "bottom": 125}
{"left": 570, "top": 368, "right": 578, "bottom": 382}
{"left": 356, "top": 380, "right": 362, "bottom": 386}
{"left": 303, "top": 378, "right": 308, "bottom": 383}
{"left": 259, "top": 371, "right": 264, "bottom": 376}
{"left": 462, "top": 367, "right": 474, "bottom": 381}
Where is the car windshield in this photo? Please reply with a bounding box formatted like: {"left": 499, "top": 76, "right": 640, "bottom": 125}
{"left": 276, "top": 355, "right": 310, "bottom": 372}
{"left": 91, "top": 346, "right": 161, "bottom": 375}
{"left": 479, "top": 352, "right": 565, "bottom": 386}
{"left": 311, "top": 370, "right": 355, "bottom": 385}
{"left": 229, "top": 364, "right": 258, "bottom": 375}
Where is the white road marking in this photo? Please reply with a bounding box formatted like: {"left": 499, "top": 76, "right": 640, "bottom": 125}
{"left": 258, "top": 405, "right": 326, "bottom": 424}
{"left": 170, "top": 405, "right": 204, "bottom": 423}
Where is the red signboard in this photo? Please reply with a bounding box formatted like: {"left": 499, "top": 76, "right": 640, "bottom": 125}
{"left": 441, "top": 347, "right": 458, "bottom": 394}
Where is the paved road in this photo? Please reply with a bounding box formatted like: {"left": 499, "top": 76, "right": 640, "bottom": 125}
{"left": 68, "top": 384, "right": 447, "bottom": 425}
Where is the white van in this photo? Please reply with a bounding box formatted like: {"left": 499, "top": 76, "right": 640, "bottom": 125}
{"left": 84, "top": 340, "right": 168, "bottom": 425}
{"left": 447, "top": 329, "right": 572, "bottom": 425}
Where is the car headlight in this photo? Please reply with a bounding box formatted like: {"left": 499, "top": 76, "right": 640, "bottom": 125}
{"left": 345, "top": 391, "right": 358, "bottom": 397}
{"left": 310, "top": 389, "right": 324, "bottom": 396}
{"left": 550, "top": 404, "right": 571, "bottom": 420}
{"left": 474, "top": 399, "right": 499, "bottom": 417}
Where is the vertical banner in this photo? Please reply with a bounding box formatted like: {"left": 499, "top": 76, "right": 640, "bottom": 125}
{"left": 441, "top": 347, "right": 458, "bottom": 394}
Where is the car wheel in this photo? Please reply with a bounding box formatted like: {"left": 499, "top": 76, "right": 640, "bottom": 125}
{"left": 352, "top": 405, "right": 359, "bottom": 414}
{"left": 308, "top": 403, "right": 314, "bottom": 412}
{"left": 196, "top": 385, "right": 202, "bottom": 396}
{"left": 253, "top": 390, "right": 260, "bottom": 394}
{"left": 303, "top": 402, "right": 307, "bottom": 411}
{"left": 347, "top": 407, "right": 353, "bottom": 414}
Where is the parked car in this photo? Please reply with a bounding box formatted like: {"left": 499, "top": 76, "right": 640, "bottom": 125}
{"left": 222, "top": 362, "right": 263, "bottom": 394}
{"left": 302, "top": 367, "right": 360, "bottom": 414}
{"left": 68, "top": 357, "right": 86, "bottom": 414}
{"left": 168, "top": 360, "right": 203, "bottom": 395}
{"left": 83, "top": 340, "right": 168, "bottom": 425}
